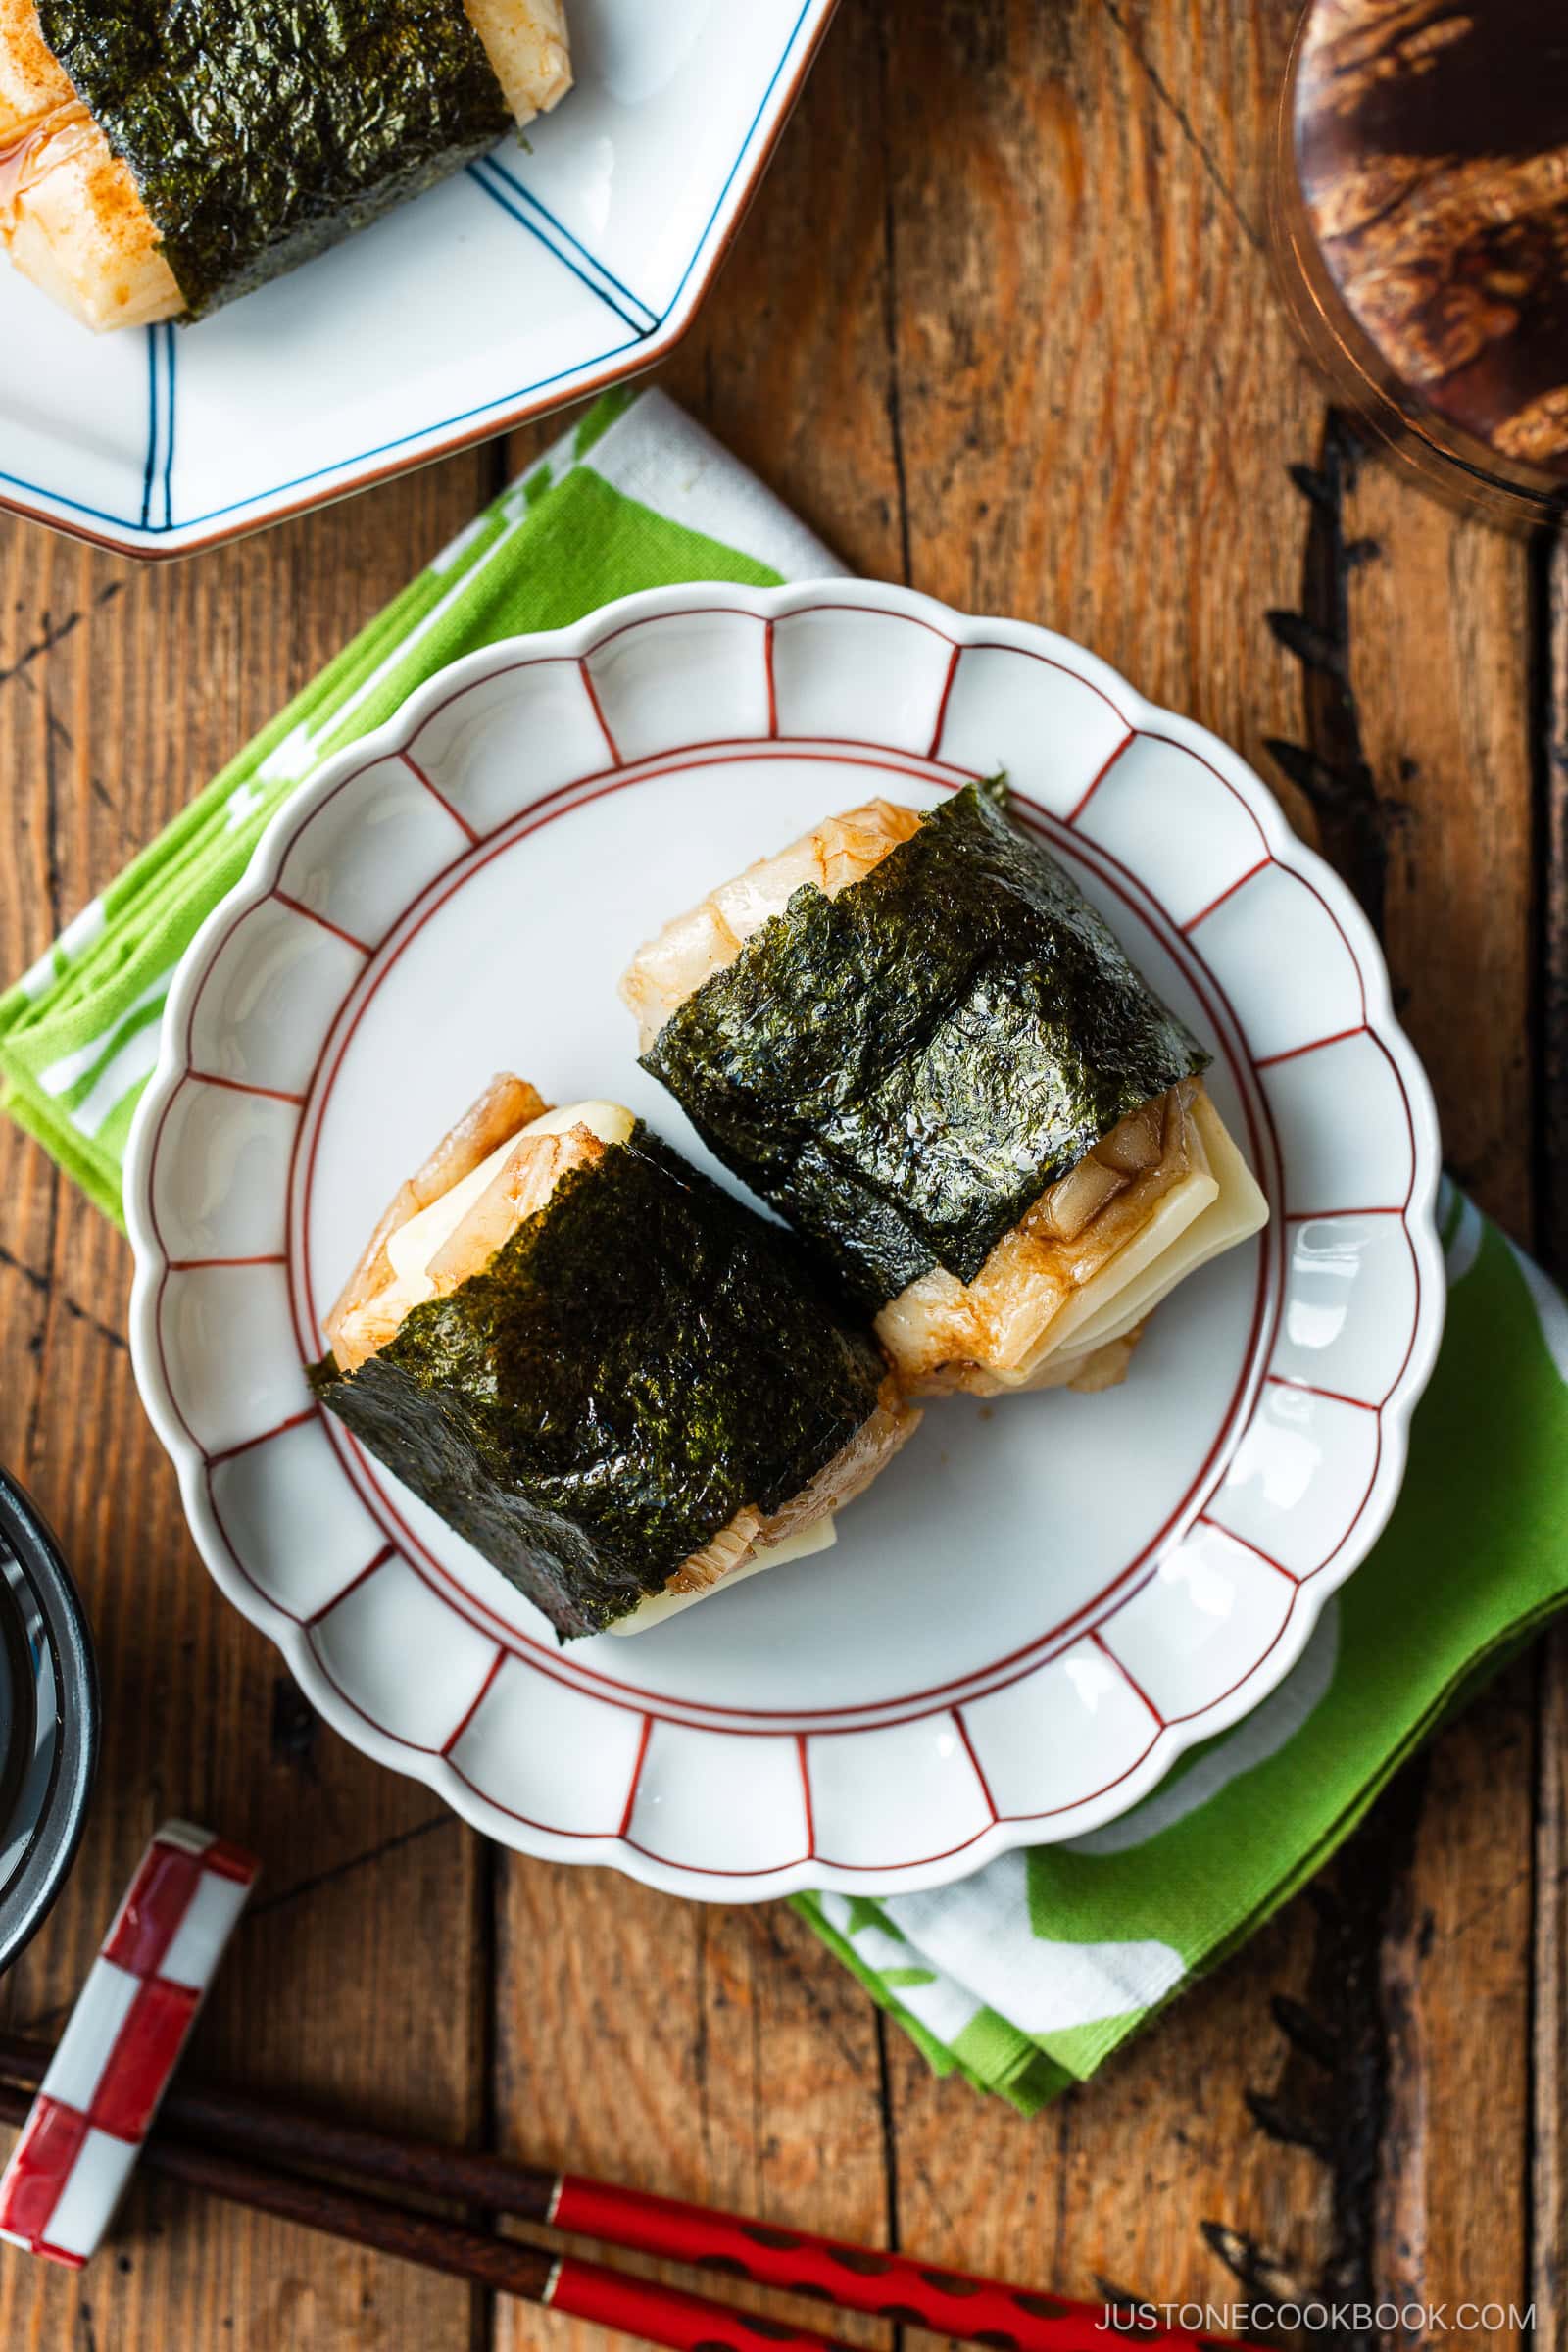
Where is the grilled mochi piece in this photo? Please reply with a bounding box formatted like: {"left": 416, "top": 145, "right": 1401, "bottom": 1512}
{"left": 622, "top": 794, "right": 1268, "bottom": 1396}
{"left": 313, "top": 1077, "right": 916, "bottom": 1641}
{"left": 0, "top": 0, "right": 179, "bottom": 330}
{"left": 0, "top": 0, "right": 571, "bottom": 328}
{"left": 463, "top": 0, "right": 571, "bottom": 122}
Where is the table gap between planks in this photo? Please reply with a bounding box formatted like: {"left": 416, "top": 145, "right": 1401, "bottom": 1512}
{"left": 0, "top": 3, "right": 1558, "bottom": 2348}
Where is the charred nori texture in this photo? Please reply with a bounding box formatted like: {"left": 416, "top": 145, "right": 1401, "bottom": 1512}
{"left": 641, "top": 783, "right": 1209, "bottom": 1306}
{"left": 38, "top": 0, "right": 512, "bottom": 317}
{"left": 310, "top": 1129, "right": 888, "bottom": 1641}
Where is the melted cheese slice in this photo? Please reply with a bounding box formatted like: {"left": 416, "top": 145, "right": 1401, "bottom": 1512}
{"left": 376, "top": 1099, "right": 633, "bottom": 1325}
{"left": 997, "top": 1090, "right": 1267, "bottom": 1389}
{"left": 606, "top": 1514, "right": 838, "bottom": 1637}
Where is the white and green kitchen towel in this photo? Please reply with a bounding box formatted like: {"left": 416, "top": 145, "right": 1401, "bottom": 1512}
{"left": 7, "top": 387, "right": 1568, "bottom": 2115}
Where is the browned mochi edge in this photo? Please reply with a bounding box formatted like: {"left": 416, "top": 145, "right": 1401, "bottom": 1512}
{"left": 321, "top": 1075, "right": 917, "bottom": 1627}
{"left": 0, "top": 0, "right": 571, "bottom": 330}
{"left": 0, "top": 2, "right": 182, "bottom": 331}
{"left": 619, "top": 801, "right": 1250, "bottom": 1396}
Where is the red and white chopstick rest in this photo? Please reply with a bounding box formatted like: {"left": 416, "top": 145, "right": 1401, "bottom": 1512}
{"left": 0, "top": 1820, "right": 257, "bottom": 2265}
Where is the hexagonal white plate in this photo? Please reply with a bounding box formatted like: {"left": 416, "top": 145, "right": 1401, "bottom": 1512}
{"left": 125, "top": 581, "right": 1445, "bottom": 1901}
{"left": 0, "top": 2, "right": 836, "bottom": 557}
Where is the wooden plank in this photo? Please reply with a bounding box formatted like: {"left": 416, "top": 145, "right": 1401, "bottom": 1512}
{"left": 0, "top": 454, "right": 499, "bottom": 2350}
{"left": 1247, "top": 420, "right": 1539, "bottom": 2341}
{"left": 491, "top": 1872, "right": 892, "bottom": 2352}
{"left": 493, "top": 14, "right": 902, "bottom": 2348}
{"left": 869, "top": 0, "right": 1339, "bottom": 2330}
{"left": 649, "top": 0, "right": 911, "bottom": 585}
{"left": 857, "top": 0, "right": 1322, "bottom": 739}
{"left": 1531, "top": 530, "right": 1568, "bottom": 2352}
{"left": 1535, "top": 1632, "right": 1568, "bottom": 2352}
{"left": 1544, "top": 530, "right": 1568, "bottom": 1279}
{"left": 878, "top": 451, "right": 1540, "bottom": 2349}
{"left": 1372, "top": 1678, "right": 1535, "bottom": 2342}
{"left": 1339, "top": 466, "right": 1536, "bottom": 1235}
{"left": 1336, "top": 466, "right": 1536, "bottom": 2347}
{"left": 866, "top": 0, "right": 1541, "bottom": 2341}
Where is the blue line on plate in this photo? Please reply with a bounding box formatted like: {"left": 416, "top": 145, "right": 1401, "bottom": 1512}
{"left": 466, "top": 158, "right": 651, "bottom": 339}
{"left": 162, "top": 323, "right": 177, "bottom": 530}
{"left": 147, "top": 329, "right": 649, "bottom": 529}
{"left": 138, "top": 325, "right": 159, "bottom": 530}
{"left": 0, "top": 320, "right": 646, "bottom": 535}
{"left": 659, "top": 0, "right": 816, "bottom": 323}
{"left": 477, "top": 161, "right": 660, "bottom": 329}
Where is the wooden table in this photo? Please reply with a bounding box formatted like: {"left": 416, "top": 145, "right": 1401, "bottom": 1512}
{"left": 0, "top": 4, "right": 1561, "bottom": 2345}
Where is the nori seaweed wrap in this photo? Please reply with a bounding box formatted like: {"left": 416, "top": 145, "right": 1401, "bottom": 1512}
{"left": 310, "top": 1080, "right": 917, "bottom": 1642}
{"left": 0, "top": 0, "right": 570, "bottom": 328}
{"left": 623, "top": 786, "right": 1269, "bottom": 1397}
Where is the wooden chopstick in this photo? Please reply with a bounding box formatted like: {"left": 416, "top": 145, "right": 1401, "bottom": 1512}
{"left": 0, "top": 2072, "right": 854, "bottom": 2352}
{"left": 0, "top": 2033, "right": 1236, "bottom": 2350}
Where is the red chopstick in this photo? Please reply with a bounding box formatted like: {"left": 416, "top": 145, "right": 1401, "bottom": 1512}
{"left": 0, "top": 2073, "right": 850, "bottom": 2351}
{"left": 0, "top": 2033, "right": 1239, "bottom": 2349}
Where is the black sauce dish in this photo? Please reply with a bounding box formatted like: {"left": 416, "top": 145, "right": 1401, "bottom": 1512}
{"left": 0, "top": 1468, "right": 97, "bottom": 1973}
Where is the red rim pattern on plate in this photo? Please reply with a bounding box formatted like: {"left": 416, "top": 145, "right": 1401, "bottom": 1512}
{"left": 126, "top": 585, "right": 1444, "bottom": 1900}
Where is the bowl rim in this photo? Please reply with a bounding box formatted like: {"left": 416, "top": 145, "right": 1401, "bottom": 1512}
{"left": 0, "top": 1468, "right": 99, "bottom": 1975}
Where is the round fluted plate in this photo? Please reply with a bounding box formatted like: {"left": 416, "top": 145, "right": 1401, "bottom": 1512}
{"left": 125, "top": 582, "right": 1444, "bottom": 1901}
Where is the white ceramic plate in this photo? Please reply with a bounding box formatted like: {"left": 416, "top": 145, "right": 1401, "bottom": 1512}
{"left": 1, "top": 2, "right": 836, "bottom": 559}
{"left": 125, "top": 581, "right": 1445, "bottom": 1902}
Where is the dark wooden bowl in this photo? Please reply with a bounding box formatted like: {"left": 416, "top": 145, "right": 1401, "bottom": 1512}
{"left": 1271, "top": 0, "right": 1568, "bottom": 521}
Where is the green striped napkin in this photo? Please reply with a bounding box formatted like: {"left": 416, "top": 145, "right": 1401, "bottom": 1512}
{"left": 7, "top": 387, "right": 1567, "bottom": 2113}
{"left": 799, "top": 1182, "right": 1568, "bottom": 2109}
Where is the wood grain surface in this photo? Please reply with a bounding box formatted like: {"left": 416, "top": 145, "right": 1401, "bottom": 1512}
{"left": 0, "top": 3, "right": 1556, "bottom": 2348}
